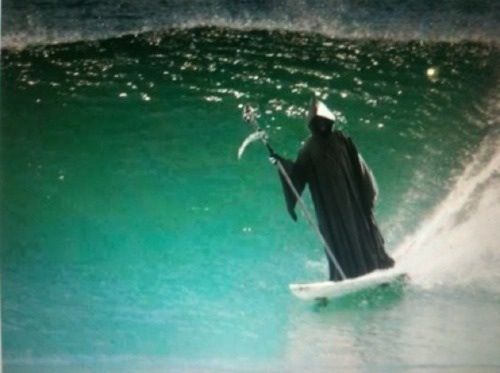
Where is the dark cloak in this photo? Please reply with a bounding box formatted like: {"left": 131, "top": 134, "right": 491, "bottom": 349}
{"left": 275, "top": 130, "right": 394, "bottom": 280}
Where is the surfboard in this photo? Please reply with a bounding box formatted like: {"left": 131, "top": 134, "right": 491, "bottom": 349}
{"left": 289, "top": 268, "right": 407, "bottom": 301}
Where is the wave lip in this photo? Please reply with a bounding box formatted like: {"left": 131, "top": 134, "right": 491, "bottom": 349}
{"left": 2, "top": 0, "right": 500, "bottom": 50}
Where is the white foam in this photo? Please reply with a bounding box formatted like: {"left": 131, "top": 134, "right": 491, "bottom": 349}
{"left": 2, "top": 1, "right": 499, "bottom": 50}
{"left": 394, "top": 131, "right": 500, "bottom": 293}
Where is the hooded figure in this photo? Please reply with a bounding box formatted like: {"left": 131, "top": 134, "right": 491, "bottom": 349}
{"left": 274, "top": 99, "right": 394, "bottom": 280}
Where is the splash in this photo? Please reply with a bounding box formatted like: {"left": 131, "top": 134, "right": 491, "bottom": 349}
{"left": 394, "top": 129, "right": 500, "bottom": 293}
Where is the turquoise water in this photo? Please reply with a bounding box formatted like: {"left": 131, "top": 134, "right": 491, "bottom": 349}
{"left": 2, "top": 16, "right": 500, "bottom": 373}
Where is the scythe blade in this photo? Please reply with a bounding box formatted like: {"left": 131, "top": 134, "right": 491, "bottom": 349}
{"left": 237, "top": 130, "right": 268, "bottom": 160}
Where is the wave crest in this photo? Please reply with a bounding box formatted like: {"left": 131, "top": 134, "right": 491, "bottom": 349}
{"left": 2, "top": 0, "right": 500, "bottom": 50}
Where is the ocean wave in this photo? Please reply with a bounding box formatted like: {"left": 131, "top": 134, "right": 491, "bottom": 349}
{"left": 2, "top": 0, "right": 500, "bottom": 50}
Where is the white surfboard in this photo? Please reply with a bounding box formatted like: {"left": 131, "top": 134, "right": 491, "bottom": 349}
{"left": 289, "top": 269, "right": 406, "bottom": 301}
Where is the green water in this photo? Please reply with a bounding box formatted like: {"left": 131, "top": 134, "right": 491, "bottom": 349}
{"left": 1, "top": 28, "right": 499, "bottom": 371}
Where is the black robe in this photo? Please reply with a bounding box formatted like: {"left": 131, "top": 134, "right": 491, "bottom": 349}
{"left": 276, "top": 130, "right": 394, "bottom": 280}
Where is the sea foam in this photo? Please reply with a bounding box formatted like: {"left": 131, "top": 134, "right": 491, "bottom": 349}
{"left": 2, "top": 0, "right": 499, "bottom": 50}
{"left": 394, "top": 125, "right": 500, "bottom": 293}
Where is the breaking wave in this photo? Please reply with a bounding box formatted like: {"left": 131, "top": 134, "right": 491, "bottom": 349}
{"left": 2, "top": 0, "right": 500, "bottom": 50}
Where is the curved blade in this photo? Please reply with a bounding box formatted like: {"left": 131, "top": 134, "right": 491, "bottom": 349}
{"left": 238, "top": 130, "right": 267, "bottom": 159}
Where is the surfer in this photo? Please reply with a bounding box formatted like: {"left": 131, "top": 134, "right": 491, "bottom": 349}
{"left": 271, "top": 99, "right": 394, "bottom": 280}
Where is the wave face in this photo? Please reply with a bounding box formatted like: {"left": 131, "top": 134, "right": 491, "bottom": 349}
{"left": 2, "top": 0, "right": 500, "bottom": 49}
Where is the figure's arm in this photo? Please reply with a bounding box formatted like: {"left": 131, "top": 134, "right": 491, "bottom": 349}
{"left": 271, "top": 149, "right": 308, "bottom": 221}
